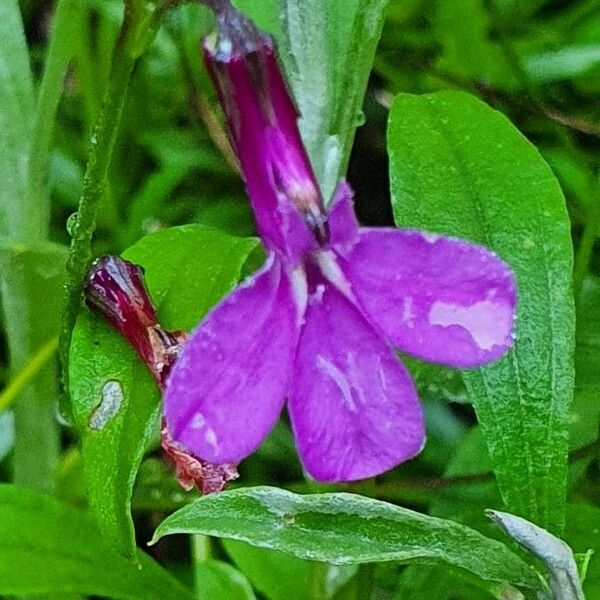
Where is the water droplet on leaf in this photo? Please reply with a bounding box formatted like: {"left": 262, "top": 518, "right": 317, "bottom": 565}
{"left": 354, "top": 110, "right": 366, "bottom": 127}
{"left": 66, "top": 213, "right": 78, "bottom": 236}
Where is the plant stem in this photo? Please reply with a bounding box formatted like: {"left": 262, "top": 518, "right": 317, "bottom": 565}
{"left": 192, "top": 534, "right": 212, "bottom": 595}
{"left": 59, "top": 26, "right": 137, "bottom": 398}
{"left": 0, "top": 243, "right": 67, "bottom": 492}
{"left": 573, "top": 174, "right": 600, "bottom": 300}
{"left": 1, "top": 0, "right": 76, "bottom": 493}
{"left": 26, "top": 0, "right": 78, "bottom": 242}
{"left": 309, "top": 561, "right": 327, "bottom": 600}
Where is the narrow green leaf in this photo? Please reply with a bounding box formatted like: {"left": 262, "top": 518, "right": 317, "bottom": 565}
{"left": 28, "top": 0, "right": 80, "bottom": 239}
{"left": 282, "top": 0, "right": 389, "bottom": 201}
{"left": 0, "top": 484, "right": 194, "bottom": 599}
{"left": 0, "top": 0, "right": 34, "bottom": 237}
{"left": 152, "top": 487, "right": 538, "bottom": 590}
{"left": 69, "top": 225, "right": 258, "bottom": 557}
{"left": 388, "top": 91, "right": 575, "bottom": 533}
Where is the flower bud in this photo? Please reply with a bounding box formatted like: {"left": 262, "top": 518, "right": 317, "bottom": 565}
{"left": 203, "top": 1, "right": 329, "bottom": 249}
{"left": 85, "top": 256, "right": 182, "bottom": 384}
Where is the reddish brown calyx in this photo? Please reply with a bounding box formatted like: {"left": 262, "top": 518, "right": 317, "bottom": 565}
{"left": 161, "top": 423, "right": 238, "bottom": 494}
{"left": 84, "top": 255, "right": 239, "bottom": 493}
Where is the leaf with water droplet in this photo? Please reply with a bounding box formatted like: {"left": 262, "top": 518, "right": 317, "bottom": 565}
{"left": 152, "top": 487, "right": 539, "bottom": 590}
{"left": 69, "top": 225, "right": 258, "bottom": 557}
{"left": 389, "top": 91, "right": 575, "bottom": 534}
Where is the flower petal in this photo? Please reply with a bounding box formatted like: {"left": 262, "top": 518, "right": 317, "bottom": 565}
{"left": 326, "top": 180, "right": 359, "bottom": 252}
{"left": 288, "top": 283, "right": 425, "bottom": 482}
{"left": 204, "top": 17, "right": 321, "bottom": 261}
{"left": 164, "top": 255, "right": 300, "bottom": 463}
{"left": 339, "top": 228, "right": 516, "bottom": 368}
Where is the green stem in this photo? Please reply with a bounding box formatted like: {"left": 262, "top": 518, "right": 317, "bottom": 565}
{"left": 309, "top": 561, "right": 327, "bottom": 600}
{"left": 26, "top": 0, "right": 78, "bottom": 242}
{"left": 573, "top": 174, "right": 600, "bottom": 300}
{"left": 58, "top": 0, "right": 177, "bottom": 398}
{"left": 59, "top": 26, "right": 137, "bottom": 398}
{"left": 1, "top": 243, "right": 67, "bottom": 492}
{"left": 0, "top": 338, "right": 58, "bottom": 411}
{"left": 192, "top": 534, "right": 213, "bottom": 596}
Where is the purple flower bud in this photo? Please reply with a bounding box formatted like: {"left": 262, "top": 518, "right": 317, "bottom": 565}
{"left": 203, "top": 1, "right": 328, "bottom": 251}
{"left": 85, "top": 256, "right": 182, "bottom": 384}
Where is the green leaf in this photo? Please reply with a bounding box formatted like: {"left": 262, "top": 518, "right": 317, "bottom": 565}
{"left": 121, "top": 224, "right": 259, "bottom": 331}
{"left": 388, "top": 91, "right": 575, "bottom": 533}
{"left": 524, "top": 45, "right": 600, "bottom": 83}
{"left": 152, "top": 487, "right": 538, "bottom": 590}
{"left": 27, "top": 0, "right": 80, "bottom": 239}
{"left": 0, "top": 484, "right": 194, "bottom": 599}
{"left": 236, "top": 0, "right": 389, "bottom": 201}
{"left": 196, "top": 559, "right": 256, "bottom": 600}
{"left": 69, "top": 313, "right": 158, "bottom": 557}
{"left": 489, "top": 510, "right": 584, "bottom": 600}
{"left": 0, "top": 0, "right": 34, "bottom": 237}
{"left": 432, "top": 0, "right": 514, "bottom": 89}
{"left": 69, "top": 225, "right": 258, "bottom": 557}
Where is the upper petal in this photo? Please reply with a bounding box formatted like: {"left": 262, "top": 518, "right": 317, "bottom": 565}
{"left": 326, "top": 180, "right": 359, "bottom": 253}
{"left": 288, "top": 283, "right": 425, "bottom": 482}
{"left": 339, "top": 228, "right": 516, "bottom": 368}
{"left": 164, "top": 255, "right": 300, "bottom": 463}
{"left": 204, "top": 12, "right": 321, "bottom": 262}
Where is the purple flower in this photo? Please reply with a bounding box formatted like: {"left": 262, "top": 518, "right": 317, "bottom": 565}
{"left": 163, "top": 3, "right": 516, "bottom": 482}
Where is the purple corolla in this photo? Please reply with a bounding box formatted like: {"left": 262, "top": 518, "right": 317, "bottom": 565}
{"left": 163, "top": 3, "right": 516, "bottom": 482}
